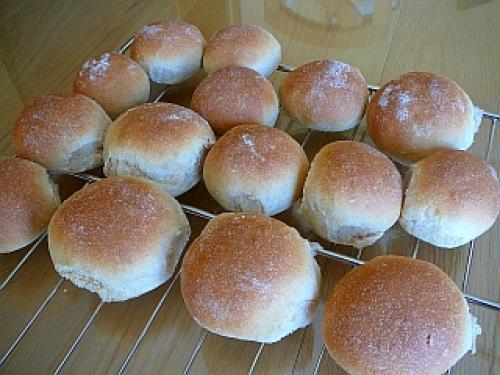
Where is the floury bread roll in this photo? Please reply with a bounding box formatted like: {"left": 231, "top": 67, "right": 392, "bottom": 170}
{"left": 73, "top": 52, "right": 150, "bottom": 118}
{"left": 300, "top": 141, "right": 402, "bottom": 248}
{"left": 400, "top": 150, "right": 499, "bottom": 248}
{"left": 323, "top": 256, "right": 481, "bottom": 375}
{"left": 0, "top": 158, "right": 60, "bottom": 253}
{"left": 203, "top": 24, "right": 281, "bottom": 77}
{"left": 181, "top": 213, "right": 320, "bottom": 343}
{"left": 48, "top": 177, "right": 190, "bottom": 302}
{"left": 367, "top": 72, "right": 482, "bottom": 164}
{"left": 131, "top": 20, "right": 205, "bottom": 84}
{"left": 191, "top": 66, "right": 278, "bottom": 134}
{"left": 279, "top": 60, "right": 369, "bottom": 131}
{"left": 203, "top": 124, "right": 309, "bottom": 215}
{"left": 103, "top": 103, "right": 215, "bottom": 197}
{"left": 12, "top": 93, "right": 112, "bottom": 173}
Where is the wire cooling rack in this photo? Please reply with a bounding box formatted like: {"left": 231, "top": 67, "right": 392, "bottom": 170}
{"left": 0, "top": 36, "right": 499, "bottom": 375}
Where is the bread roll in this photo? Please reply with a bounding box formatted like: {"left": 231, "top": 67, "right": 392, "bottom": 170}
{"left": 73, "top": 52, "right": 150, "bottom": 118}
{"left": 367, "top": 72, "right": 482, "bottom": 164}
{"left": 203, "top": 24, "right": 281, "bottom": 77}
{"left": 103, "top": 102, "right": 215, "bottom": 197}
{"left": 12, "top": 93, "right": 112, "bottom": 173}
{"left": 279, "top": 60, "right": 369, "bottom": 131}
{"left": 191, "top": 66, "right": 278, "bottom": 134}
{"left": 399, "top": 150, "right": 499, "bottom": 248}
{"left": 203, "top": 124, "right": 308, "bottom": 215}
{"left": 323, "top": 256, "right": 481, "bottom": 375}
{"left": 131, "top": 20, "right": 205, "bottom": 84}
{"left": 300, "top": 141, "right": 402, "bottom": 248}
{"left": 181, "top": 212, "right": 320, "bottom": 343}
{"left": 48, "top": 177, "right": 190, "bottom": 302}
{"left": 0, "top": 158, "right": 60, "bottom": 253}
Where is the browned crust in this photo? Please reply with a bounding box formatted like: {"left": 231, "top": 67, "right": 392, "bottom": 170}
{"left": 0, "top": 158, "right": 60, "bottom": 252}
{"left": 105, "top": 102, "right": 214, "bottom": 159}
{"left": 130, "top": 20, "right": 205, "bottom": 61}
{"left": 191, "top": 66, "right": 278, "bottom": 134}
{"left": 305, "top": 141, "right": 402, "bottom": 223}
{"left": 367, "top": 72, "right": 474, "bottom": 163}
{"left": 203, "top": 124, "right": 308, "bottom": 187}
{"left": 203, "top": 24, "right": 280, "bottom": 71}
{"left": 279, "top": 60, "right": 368, "bottom": 129}
{"left": 180, "top": 212, "right": 314, "bottom": 337}
{"left": 48, "top": 177, "right": 184, "bottom": 270}
{"left": 406, "top": 150, "right": 499, "bottom": 223}
{"left": 323, "top": 256, "right": 470, "bottom": 375}
{"left": 73, "top": 52, "right": 150, "bottom": 118}
{"left": 11, "top": 92, "right": 111, "bottom": 170}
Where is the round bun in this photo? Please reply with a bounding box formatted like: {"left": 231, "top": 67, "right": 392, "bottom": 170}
{"left": 0, "top": 158, "right": 60, "bottom": 253}
{"left": 300, "top": 141, "right": 402, "bottom": 248}
{"left": 323, "top": 256, "right": 481, "bottom": 375}
{"left": 181, "top": 212, "right": 320, "bottom": 343}
{"left": 203, "top": 124, "right": 309, "bottom": 215}
{"left": 131, "top": 20, "right": 205, "bottom": 84}
{"left": 367, "top": 72, "right": 482, "bottom": 164}
{"left": 73, "top": 52, "right": 150, "bottom": 119}
{"left": 203, "top": 24, "right": 281, "bottom": 77}
{"left": 48, "top": 177, "right": 190, "bottom": 302}
{"left": 12, "top": 93, "right": 112, "bottom": 173}
{"left": 191, "top": 66, "right": 278, "bottom": 134}
{"left": 103, "top": 103, "right": 215, "bottom": 197}
{"left": 279, "top": 60, "right": 369, "bottom": 131}
{"left": 399, "top": 150, "right": 499, "bottom": 248}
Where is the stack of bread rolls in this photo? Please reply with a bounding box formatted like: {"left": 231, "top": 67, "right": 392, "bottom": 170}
{"left": 3, "top": 19, "right": 498, "bottom": 375}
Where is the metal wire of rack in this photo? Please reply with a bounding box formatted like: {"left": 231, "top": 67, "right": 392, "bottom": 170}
{"left": 0, "top": 36, "right": 499, "bottom": 375}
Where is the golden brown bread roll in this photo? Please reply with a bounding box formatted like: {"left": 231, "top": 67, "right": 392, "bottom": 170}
{"left": 323, "top": 256, "right": 481, "bottom": 375}
{"left": 203, "top": 124, "right": 309, "bottom": 215}
{"left": 131, "top": 20, "right": 205, "bottom": 84}
{"left": 104, "top": 102, "right": 215, "bottom": 197}
{"left": 73, "top": 52, "right": 150, "bottom": 119}
{"left": 0, "top": 157, "right": 60, "bottom": 253}
{"left": 203, "top": 24, "right": 281, "bottom": 77}
{"left": 191, "top": 66, "right": 278, "bottom": 134}
{"left": 181, "top": 212, "right": 320, "bottom": 343}
{"left": 279, "top": 59, "right": 369, "bottom": 131}
{"left": 12, "top": 92, "right": 111, "bottom": 173}
{"left": 367, "top": 72, "right": 482, "bottom": 164}
{"left": 48, "top": 177, "right": 190, "bottom": 302}
{"left": 399, "top": 150, "right": 499, "bottom": 248}
{"left": 300, "top": 141, "right": 402, "bottom": 248}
